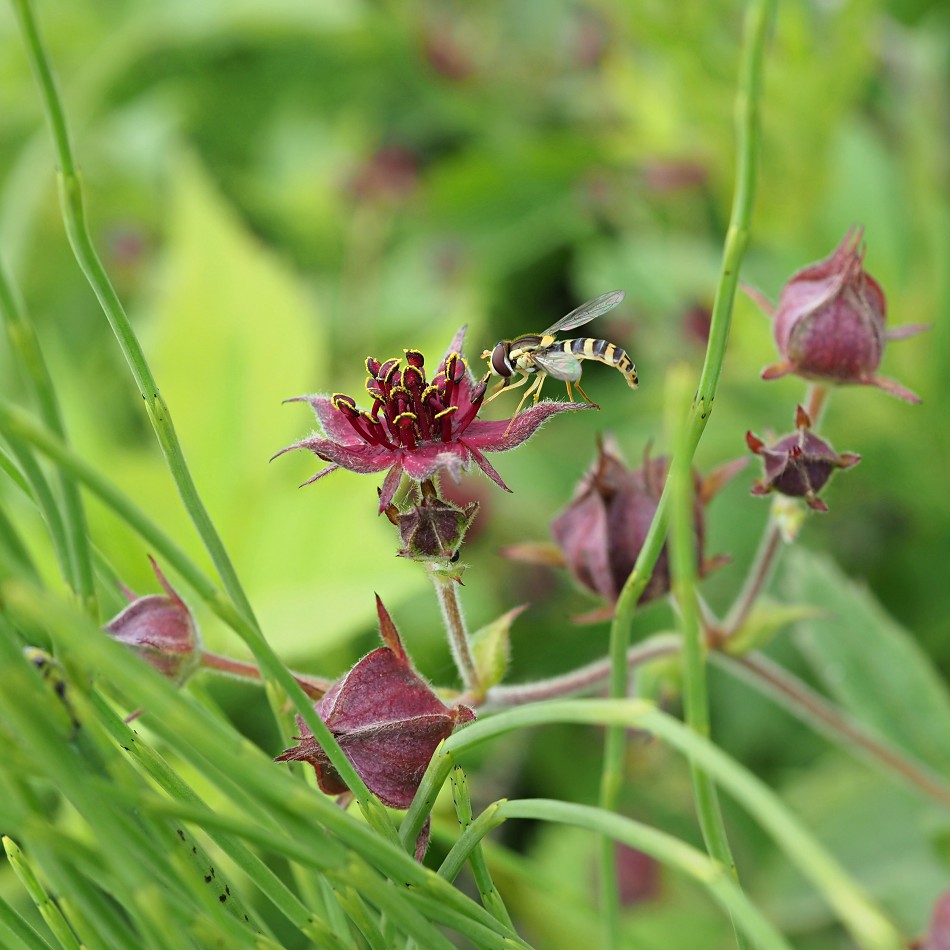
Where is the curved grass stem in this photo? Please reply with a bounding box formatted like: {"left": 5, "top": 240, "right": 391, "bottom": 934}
{"left": 10, "top": 0, "right": 396, "bottom": 836}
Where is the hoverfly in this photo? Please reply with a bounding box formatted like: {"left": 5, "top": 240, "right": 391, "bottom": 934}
{"left": 480, "top": 290, "right": 637, "bottom": 424}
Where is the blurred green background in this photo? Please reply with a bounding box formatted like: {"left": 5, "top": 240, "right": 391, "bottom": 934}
{"left": 1, "top": 0, "right": 948, "bottom": 946}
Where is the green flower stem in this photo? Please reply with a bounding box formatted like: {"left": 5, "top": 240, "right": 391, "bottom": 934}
{"left": 714, "top": 651, "right": 950, "bottom": 811}
{"left": 3, "top": 837, "right": 82, "bottom": 950}
{"left": 428, "top": 566, "right": 479, "bottom": 695}
{"left": 481, "top": 633, "right": 681, "bottom": 709}
{"left": 448, "top": 766, "right": 514, "bottom": 928}
{"left": 10, "top": 0, "right": 255, "bottom": 640}
{"left": 0, "top": 258, "right": 95, "bottom": 613}
{"left": 199, "top": 650, "right": 330, "bottom": 700}
{"left": 440, "top": 798, "right": 791, "bottom": 950}
{"left": 405, "top": 699, "right": 905, "bottom": 950}
{"left": 667, "top": 363, "right": 747, "bottom": 950}
{"left": 598, "top": 1, "right": 777, "bottom": 940}
{"left": 0, "top": 402, "right": 386, "bottom": 832}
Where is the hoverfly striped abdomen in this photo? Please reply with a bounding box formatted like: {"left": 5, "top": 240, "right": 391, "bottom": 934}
{"left": 560, "top": 338, "right": 638, "bottom": 389}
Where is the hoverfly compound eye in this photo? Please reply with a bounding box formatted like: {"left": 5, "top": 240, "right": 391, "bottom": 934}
{"left": 490, "top": 342, "right": 513, "bottom": 378}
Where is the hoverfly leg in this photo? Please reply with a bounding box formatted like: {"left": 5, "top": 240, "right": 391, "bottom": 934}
{"left": 572, "top": 380, "right": 600, "bottom": 410}
{"left": 503, "top": 374, "right": 544, "bottom": 436}
{"left": 484, "top": 373, "right": 525, "bottom": 405}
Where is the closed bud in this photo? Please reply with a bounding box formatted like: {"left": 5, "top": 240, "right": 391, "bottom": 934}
{"left": 544, "top": 439, "right": 738, "bottom": 618}
{"left": 754, "top": 227, "right": 926, "bottom": 402}
{"left": 104, "top": 559, "right": 201, "bottom": 685}
{"left": 276, "top": 596, "right": 474, "bottom": 826}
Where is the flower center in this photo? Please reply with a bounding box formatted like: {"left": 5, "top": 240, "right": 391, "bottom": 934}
{"left": 331, "top": 350, "right": 485, "bottom": 452}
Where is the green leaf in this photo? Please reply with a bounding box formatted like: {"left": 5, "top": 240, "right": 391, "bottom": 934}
{"left": 724, "top": 597, "right": 825, "bottom": 656}
{"left": 470, "top": 606, "right": 523, "bottom": 692}
{"left": 784, "top": 548, "right": 950, "bottom": 773}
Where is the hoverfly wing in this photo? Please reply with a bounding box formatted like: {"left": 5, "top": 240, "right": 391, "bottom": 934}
{"left": 531, "top": 347, "right": 583, "bottom": 382}
{"left": 542, "top": 290, "right": 625, "bottom": 336}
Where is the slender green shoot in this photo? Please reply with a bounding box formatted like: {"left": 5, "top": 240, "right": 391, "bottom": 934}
{"left": 667, "top": 364, "right": 748, "bottom": 949}
{"left": 446, "top": 766, "right": 513, "bottom": 928}
{"left": 3, "top": 837, "right": 82, "bottom": 950}
{"left": 440, "top": 798, "right": 791, "bottom": 950}
{"left": 0, "top": 258, "right": 95, "bottom": 613}
{"left": 597, "top": 1, "right": 777, "bottom": 941}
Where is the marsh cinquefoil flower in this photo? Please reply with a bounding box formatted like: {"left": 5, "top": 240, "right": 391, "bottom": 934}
{"left": 276, "top": 326, "right": 590, "bottom": 512}
{"left": 750, "top": 227, "right": 926, "bottom": 402}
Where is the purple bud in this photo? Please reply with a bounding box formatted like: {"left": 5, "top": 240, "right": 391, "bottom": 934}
{"left": 755, "top": 227, "right": 926, "bottom": 402}
{"left": 747, "top": 406, "right": 860, "bottom": 512}
{"left": 276, "top": 596, "right": 474, "bottom": 810}
{"left": 548, "top": 439, "right": 737, "bottom": 613}
{"left": 104, "top": 559, "right": 201, "bottom": 685}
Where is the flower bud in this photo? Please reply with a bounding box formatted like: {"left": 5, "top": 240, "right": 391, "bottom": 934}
{"left": 381, "top": 478, "right": 478, "bottom": 564}
{"left": 755, "top": 227, "right": 926, "bottom": 402}
{"left": 543, "top": 439, "right": 738, "bottom": 618}
{"left": 747, "top": 406, "right": 860, "bottom": 512}
{"left": 104, "top": 559, "right": 201, "bottom": 685}
{"left": 276, "top": 596, "right": 474, "bottom": 811}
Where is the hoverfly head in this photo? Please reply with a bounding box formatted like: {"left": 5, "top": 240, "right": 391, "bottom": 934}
{"left": 484, "top": 341, "right": 514, "bottom": 378}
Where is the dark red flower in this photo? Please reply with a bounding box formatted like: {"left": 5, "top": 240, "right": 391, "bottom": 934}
{"left": 104, "top": 558, "right": 201, "bottom": 685}
{"left": 276, "top": 326, "right": 590, "bottom": 512}
{"left": 747, "top": 406, "right": 860, "bottom": 512}
{"left": 750, "top": 227, "right": 926, "bottom": 402}
{"left": 276, "top": 596, "right": 474, "bottom": 811}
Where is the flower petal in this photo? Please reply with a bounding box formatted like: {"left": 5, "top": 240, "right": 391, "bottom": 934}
{"left": 465, "top": 400, "right": 595, "bottom": 452}
{"left": 461, "top": 440, "right": 511, "bottom": 493}
{"left": 401, "top": 444, "right": 467, "bottom": 482}
{"left": 440, "top": 325, "right": 469, "bottom": 365}
{"left": 867, "top": 374, "right": 922, "bottom": 404}
{"left": 286, "top": 394, "right": 364, "bottom": 445}
{"left": 281, "top": 435, "right": 394, "bottom": 475}
{"left": 378, "top": 463, "right": 404, "bottom": 511}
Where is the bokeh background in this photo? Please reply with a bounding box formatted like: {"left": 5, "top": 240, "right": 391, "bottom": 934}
{"left": 1, "top": 0, "right": 948, "bottom": 946}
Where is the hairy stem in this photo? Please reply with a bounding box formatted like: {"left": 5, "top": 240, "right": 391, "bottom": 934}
{"left": 199, "top": 652, "right": 330, "bottom": 700}
{"left": 715, "top": 651, "right": 950, "bottom": 811}
{"left": 428, "top": 566, "right": 479, "bottom": 695}
{"left": 481, "top": 634, "right": 681, "bottom": 710}
{"left": 721, "top": 520, "right": 783, "bottom": 638}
